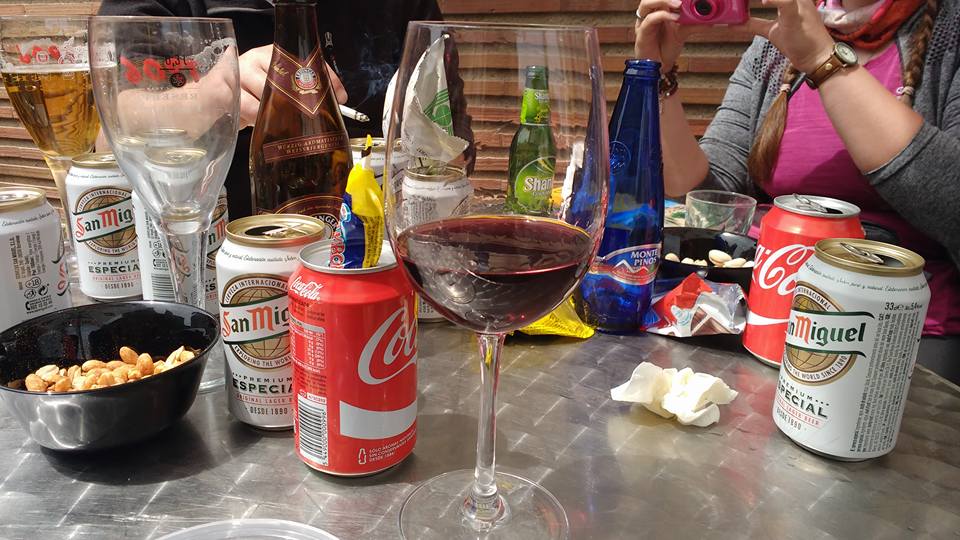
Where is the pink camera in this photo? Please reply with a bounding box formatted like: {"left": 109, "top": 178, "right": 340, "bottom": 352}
{"left": 677, "top": 0, "right": 749, "bottom": 25}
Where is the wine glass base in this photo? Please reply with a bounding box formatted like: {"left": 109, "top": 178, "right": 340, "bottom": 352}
{"left": 399, "top": 470, "right": 569, "bottom": 540}
{"left": 197, "top": 342, "right": 225, "bottom": 394}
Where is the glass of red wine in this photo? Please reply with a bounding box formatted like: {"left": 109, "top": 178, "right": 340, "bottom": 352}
{"left": 385, "top": 22, "right": 608, "bottom": 540}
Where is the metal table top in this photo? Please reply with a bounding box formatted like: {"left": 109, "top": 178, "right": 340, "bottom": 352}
{"left": 0, "top": 323, "right": 958, "bottom": 539}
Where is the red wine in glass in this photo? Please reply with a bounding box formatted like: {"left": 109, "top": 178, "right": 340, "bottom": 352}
{"left": 395, "top": 215, "right": 594, "bottom": 334}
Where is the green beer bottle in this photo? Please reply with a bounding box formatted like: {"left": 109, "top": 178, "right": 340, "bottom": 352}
{"left": 506, "top": 65, "right": 556, "bottom": 215}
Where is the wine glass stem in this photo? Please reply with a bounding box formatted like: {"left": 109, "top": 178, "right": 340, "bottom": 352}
{"left": 43, "top": 156, "right": 75, "bottom": 245}
{"left": 463, "top": 332, "right": 507, "bottom": 528}
{"left": 159, "top": 229, "right": 208, "bottom": 308}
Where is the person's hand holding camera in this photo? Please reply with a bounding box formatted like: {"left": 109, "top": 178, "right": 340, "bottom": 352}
{"left": 634, "top": 0, "right": 703, "bottom": 72}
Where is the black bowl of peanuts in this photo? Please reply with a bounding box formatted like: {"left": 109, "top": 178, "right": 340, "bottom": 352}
{"left": 659, "top": 227, "right": 758, "bottom": 293}
{"left": 0, "top": 301, "right": 219, "bottom": 451}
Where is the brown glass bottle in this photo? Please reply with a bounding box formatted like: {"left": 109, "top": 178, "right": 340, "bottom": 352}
{"left": 250, "top": 0, "right": 351, "bottom": 235}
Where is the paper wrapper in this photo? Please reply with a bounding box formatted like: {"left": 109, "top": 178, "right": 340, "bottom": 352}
{"left": 611, "top": 362, "right": 738, "bottom": 427}
{"left": 397, "top": 35, "right": 469, "bottom": 165}
{"left": 643, "top": 274, "right": 745, "bottom": 337}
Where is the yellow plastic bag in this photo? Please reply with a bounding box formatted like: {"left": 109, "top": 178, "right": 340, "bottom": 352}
{"left": 519, "top": 296, "right": 595, "bottom": 339}
{"left": 330, "top": 135, "right": 385, "bottom": 268}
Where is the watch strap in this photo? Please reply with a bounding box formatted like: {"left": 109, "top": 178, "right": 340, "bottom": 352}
{"left": 805, "top": 45, "right": 854, "bottom": 89}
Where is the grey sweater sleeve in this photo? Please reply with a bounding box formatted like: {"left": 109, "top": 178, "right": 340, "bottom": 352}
{"left": 697, "top": 39, "right": 764, "bottom": 198}
{"left": 866, "top": 73, "right": 960, "bottom": 265}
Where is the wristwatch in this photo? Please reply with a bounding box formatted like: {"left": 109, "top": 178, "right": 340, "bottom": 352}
{"left": 804, "top": 42, "right": 858, "bottom": 89}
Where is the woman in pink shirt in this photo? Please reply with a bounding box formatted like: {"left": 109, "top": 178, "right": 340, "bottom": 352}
{"left": 634, "top": 0, "right": 960, "bottom": 380}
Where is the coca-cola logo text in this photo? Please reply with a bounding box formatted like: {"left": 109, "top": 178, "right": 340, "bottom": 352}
{"left": 358, "top": 304, "right": 417, "bottom": 385}
{"left": 289, "top": 275, "right": 322, "bottom": 301}
{"left": 752, "top": 243, "right": 814, "bottom": 297}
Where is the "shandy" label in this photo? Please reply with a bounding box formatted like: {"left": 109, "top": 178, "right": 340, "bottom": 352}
{"left": 511, "top": 157, "right": 555, "bottom": 213}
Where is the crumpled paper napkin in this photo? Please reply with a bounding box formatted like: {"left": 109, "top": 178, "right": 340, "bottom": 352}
{"left": 611, "top": 362, "right": 738, "bottom": 427}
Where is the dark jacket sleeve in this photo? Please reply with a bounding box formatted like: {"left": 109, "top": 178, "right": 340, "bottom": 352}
{"left": 412, "top": 0, "right": 443, "bottom": 20}
{"left": 97, "top": 0, "right": 185, "bottom": 16}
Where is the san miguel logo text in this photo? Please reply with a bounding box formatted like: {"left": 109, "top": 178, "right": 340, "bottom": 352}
{"left": 73, "top": 187, "right": 137, "bottom": 256}
{"left": 783, "top": 282, "right": 875, "bottom": 384}
{"left": 221, "top": 275, "right": 291, "bottom": 370}
{"left": 267, "top": 46, "right": 328, "bottom": 117}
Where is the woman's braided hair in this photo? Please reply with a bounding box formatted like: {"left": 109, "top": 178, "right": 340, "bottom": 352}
{"left": 745, "top": 0, "right": 941, "bottom": 185}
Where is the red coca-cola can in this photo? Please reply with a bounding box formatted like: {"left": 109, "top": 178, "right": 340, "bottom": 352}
{"left": 743, "top": 194, "right": 863, "bottom": 366}
{"left": 288, "top": 240, "right": 418, "bottom": 476}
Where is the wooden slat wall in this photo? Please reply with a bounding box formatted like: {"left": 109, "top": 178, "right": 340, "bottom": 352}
{"left": 0, "top": 1, "right": 754, "bottom": 204}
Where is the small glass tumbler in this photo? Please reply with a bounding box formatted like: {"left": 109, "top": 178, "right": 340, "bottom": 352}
{"left": 684, "top": 190, "right": 757, "bottom": 235}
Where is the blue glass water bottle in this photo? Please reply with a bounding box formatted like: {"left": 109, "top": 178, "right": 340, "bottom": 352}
{"left": 575, "top": 59, "right": 664, "bottom": 333}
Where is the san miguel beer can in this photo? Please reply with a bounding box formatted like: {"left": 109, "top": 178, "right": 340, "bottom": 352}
{"left": 743, "top": 195, "right": 863, "bottom": 366}
{"left": 288, "top": 240, "right": 417, "bottom": 475}
{"left": 401, "top": 165, "right": 471, "bottom": 322}
{"left": 774, "top": 239, "right": 929, "bottom": 460}
{"left": 66, "top": 153, "right": 141, "bottom": 300}
{"left": 216, "top": 215, "right": 328, "bottom": 430}
{"left": 0, "top": 187, "right": 71, "bottom": 331}
{"left": 204, "top": 190, "right": 229, "bottom": 313}
{"left": 134, "top": 187, "right": 228, "bottom": 311}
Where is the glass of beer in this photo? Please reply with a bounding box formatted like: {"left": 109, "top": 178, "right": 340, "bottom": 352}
{"left": 385, "top": 22, "right": 608, "bottom": 540}
{"left": 0, "top": 16, "right": 100, "bottom": 279}
{"left": 88, "top": 17, "right": 240, "bottom": 390}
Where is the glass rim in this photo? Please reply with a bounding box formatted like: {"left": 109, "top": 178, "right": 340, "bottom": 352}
{"left": 408, "top": 20, "right": 597, "bottom": 33}
{"left": 0, "top": 15, "right": 91, "bottom": 22}
{"left": 89, "top": 15, "right": 234, "bottom": 25}
{"left": 686, "top": 189, "right": 757, "bottom": 207}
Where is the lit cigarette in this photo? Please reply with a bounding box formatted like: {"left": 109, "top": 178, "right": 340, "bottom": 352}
{"left": 339, "top": 105, "right": 369, "bottom": 123}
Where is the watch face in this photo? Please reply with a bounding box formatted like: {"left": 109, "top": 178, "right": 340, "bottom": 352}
{"left": 835, "top": 43, "right": 858, "bottom": 65}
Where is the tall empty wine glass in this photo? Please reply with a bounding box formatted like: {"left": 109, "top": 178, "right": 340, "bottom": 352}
{"left": 386, "top": 22, "right": 608, "bottom": 539}
{"left": 0, "top": 16, "right": 99, "bottom": 282}
{"left": 89, "top": 17, "right": 240, "bottom": 390}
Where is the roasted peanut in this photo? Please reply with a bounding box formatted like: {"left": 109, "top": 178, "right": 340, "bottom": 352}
{"left": 78, "top": 375, "right": 96, "bottom": 391}
{"left": 52, "top": 377, "right": 71, "bottom": 392}
{"left": 681, "top": 257, "right": 695, "bottom": 265}
{"left": 23, "top": 345, "right": 189, "bottom": 392}
{"left": 664, "top": 253, "right": 680, "bottom": 262}
{"left": 166, "top": 346, "right": 185, "bottom": 366}
{"left": 708, "top": 249, "right": 732, "bottom": 266}
{"left": 36, "top": 364, "right": 60, "bottom": 383}
{"left": 724, "top": 258, "right": 746, "bottom": 268}
{"left": 25, "top": 374, "right": 46, "bottom": 392}
{"left": 136, "top": 354, "right": 155, "bottom": 376}
{"left": 82, "top": 360, "right": 107, "bottom": 372}
{"left": 694, "top": 259, "right": 708, "bottom": 266}
{"left": 106, "top": 360, "right": 126, "bottom": 370}
{"left": 743, "top": 260, "right": 755, "bottom": 268}
{"left": 112, "top": 367, "right": 129, "bottom": 383}
{"left": 119, "top": 346, "right": 138, "bottom": 365}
